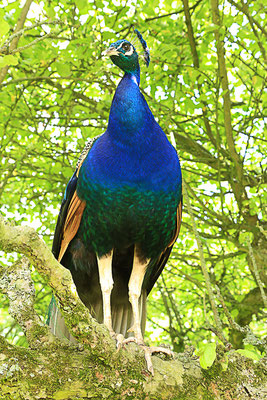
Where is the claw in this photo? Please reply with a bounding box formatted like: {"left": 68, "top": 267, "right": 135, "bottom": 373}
{"left": 121, "top": 336, "right": 137, "bottom": 345}
{"left": 149, "top": 346, "right": 174, "bottom": 357}
{"left": 115, "top": 333, "right": 124, "bottom": 350}
{"left": 143, "top": 346, "right": 154, "bottom": 375}
{"left": 117, "top": 336, "right": 173, "bottom": 375}
{"left": 142, "top": 345, "right": 174, "bottom": 376}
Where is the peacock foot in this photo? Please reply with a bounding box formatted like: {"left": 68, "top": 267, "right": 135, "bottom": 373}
{"left": 107, "top": 329, "right": 125, "bottom": 347}
{"left": 143, "top": 345, "right": 174, "bottom": 375}
{"left": 114, "top": 333, "right": 125, "bottom": 349}
{"left": 140, "top": 344, "right": 174, "bottom": 375}
{"left": 118, "top": 336, "right": 174, "bottom": 375}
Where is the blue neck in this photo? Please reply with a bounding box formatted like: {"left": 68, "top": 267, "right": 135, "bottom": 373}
{"left": 107, "top": 70, "right": 155, "bottom": 146}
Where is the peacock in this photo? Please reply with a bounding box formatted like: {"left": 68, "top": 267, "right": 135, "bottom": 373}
{"left": 48, "top": 30, "right": 182, "bottom": 373}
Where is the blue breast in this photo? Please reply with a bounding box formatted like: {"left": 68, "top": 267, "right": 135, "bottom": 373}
{"left": 79, "top": 72, "right": 181, "bottom": 195}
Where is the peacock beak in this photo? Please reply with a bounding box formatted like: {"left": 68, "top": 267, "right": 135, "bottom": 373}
{"left": 103, "top": 47, "right": 119, "bottom": 57}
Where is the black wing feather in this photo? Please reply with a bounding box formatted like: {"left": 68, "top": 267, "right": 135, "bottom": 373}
{"left": 146, "top": 197, "right": 182, "bottom": 294}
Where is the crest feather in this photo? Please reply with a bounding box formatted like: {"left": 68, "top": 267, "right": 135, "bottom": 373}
{"left": 134, "top": 29, "right": 150, "bottom": 67}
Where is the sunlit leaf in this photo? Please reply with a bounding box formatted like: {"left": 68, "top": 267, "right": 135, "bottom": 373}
{"left": 236, "top": 350, "right": 261, "bottom": 361}
{"left": 197, "top": 343, "right": 217, "bottom": 369}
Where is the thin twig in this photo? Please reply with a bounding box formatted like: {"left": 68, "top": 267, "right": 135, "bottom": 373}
{"left": 215, "top": 285, "right": 247, "bottom": 333}
{"left": 145, "top": 0, "right": 202, "bottom": 22}
{"left": 2, "top": 19, "right": 65, "bottom": 48}
{"left": 183, "top": 180, "right": 227, "bottom": 344}
{"left": 227, "top": 0, "right": 267, "bottom": 37}
{"left": 247, "top": 239, "right": 267, "bottom": 308}
{"left": 6, "top": 33, "right": 54, "bottom": 55}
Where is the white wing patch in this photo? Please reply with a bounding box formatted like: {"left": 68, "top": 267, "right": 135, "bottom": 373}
{"left": 131, "top": 75, "right": 138, "bottom": 85}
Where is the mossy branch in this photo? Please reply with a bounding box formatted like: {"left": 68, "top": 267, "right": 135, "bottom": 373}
{"left": 0, "top": 215, "right": 117, "bottom": 359}
{"left": 0, "top": 334, "right": 266, "bottom": 400}
{"left": 0, "top": 257, "right": 58, "bottom": 348}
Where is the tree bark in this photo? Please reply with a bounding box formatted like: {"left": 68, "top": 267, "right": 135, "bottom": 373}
{"left": 0, "top": 334, "right": 266, "bottom": 400}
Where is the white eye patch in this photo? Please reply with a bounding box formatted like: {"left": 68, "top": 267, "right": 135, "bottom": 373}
{"left": 124, "top": 46, "right": 134, "bottom": 56}
{"left": 117, "top": 41, "right": 134, "bottom": 56}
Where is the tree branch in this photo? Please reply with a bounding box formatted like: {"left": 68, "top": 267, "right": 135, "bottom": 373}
{"left": 0, "top": 331, "right": 266, "bottom": 399}
{"left": 247, "top": 239, "right": 267, "bottom": 308}
{"left": 0, "top": 215, "right": 118, "bottom": 361}
{"left": 182, "top": 0, "right": 218, "bottom": 150}
{"left": 210, "top": 0, "right": 246, "bottom": 208}
{"left": 0, "top": 0, "right": 34, "bottom": 84}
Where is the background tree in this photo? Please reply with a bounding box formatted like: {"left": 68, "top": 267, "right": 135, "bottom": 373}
{"left": 0, "top": 0, "right": 266, "bottom": 397}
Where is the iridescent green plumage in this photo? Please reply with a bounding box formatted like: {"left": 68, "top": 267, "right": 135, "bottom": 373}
{"left": 77, "top": 180, "right": 181, "bottom": 259}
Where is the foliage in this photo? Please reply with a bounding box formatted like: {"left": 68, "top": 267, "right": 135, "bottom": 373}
{"left": 236, "top": 344, "right": 262, "bottom": 362}
{"left": 196, "top": 342, "right": 217, "bottom": 369}
{"left": 0, "top": 0, "right": 266, "bottom": 357}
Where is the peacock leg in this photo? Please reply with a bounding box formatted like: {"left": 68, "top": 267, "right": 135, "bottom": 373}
{"left": 124, "top": 247, "right": 174, "bottom": 375}
{"left": 97, "top": 251, "right": 115, "bottom": 336}
{"left": 127, "top": 248, "right": 148, "bottom": 344}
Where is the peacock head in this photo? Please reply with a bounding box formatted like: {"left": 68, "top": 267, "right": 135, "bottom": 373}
{"left": 105, "top": 30, "right": 150, "bottom": 74}
{"left": 105, "top": 40, "right": 139, "bottom": 73}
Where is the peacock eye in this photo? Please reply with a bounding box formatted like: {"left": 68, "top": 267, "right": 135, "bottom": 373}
{"left": 122, "top": 42, "right": 131, "bottom": 52}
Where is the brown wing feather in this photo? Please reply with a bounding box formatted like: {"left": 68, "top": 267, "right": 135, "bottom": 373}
{"left": 55, "top": 137, "right": 101, "bottom": 263}
{"left": 58, "top": 190, "right": 86, "bottom": 262}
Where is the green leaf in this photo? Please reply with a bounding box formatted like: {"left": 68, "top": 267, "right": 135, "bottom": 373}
{"left": 102, "top": 31, "right": 116, "bottom": 41}
{"left": 77, "top": 0, "right": 89, "bottom": 13}
{"left": 46, "top": 6, "right": 56, "bottom": 19}
{"left": 236, "top": 349, "right": 261, "bottom": 361}
{"left": 198, "top": 343, "right": 217, "bottom": 369}
{"left": 55, "top": 62, "right": 71, "bottom": 76}
{"left": 0, "top": 19, "right": 10, "bottom": 39}
{"left": 0, "top": 54, "right": 18, "bottom": 68}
